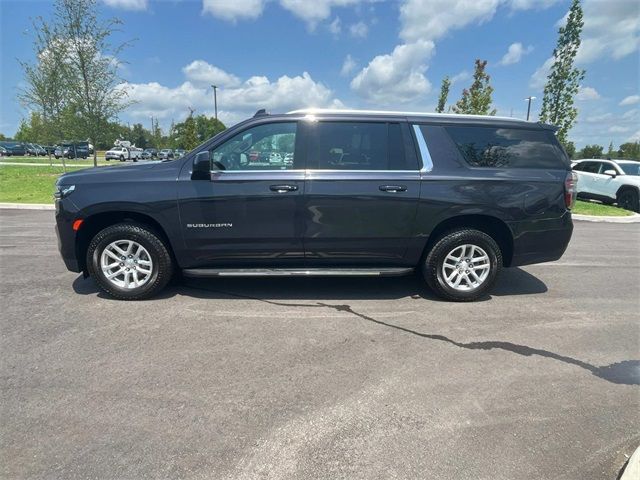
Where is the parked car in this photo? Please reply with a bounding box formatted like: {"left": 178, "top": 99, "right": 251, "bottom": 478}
{"left": 0, "top": 142, "right": 26, "bottom": 156}
{"left": 54, "top": 108, "right": 575, "bottom": 301}
{"left": 43, "top": 145, "right": 57, "bottom": 155}
{"left": 143, "top": 148, "right": 158, "bottom": 159}
{"left": 158, "top": 149, "right": 174, "bottom": 160}
{"left": 26, "top": 143, "right": 47, "bottom": 156}
{"left": 0, "top": 146, "right": 9, "bottom": 157}
{"left": 572, "top": 159, "right": 640, "bottom": 212}
{"left": 175, "top": 149, "right": 186, "bottom": 158}
{"left": 105, "top": 145, "right": 143, "bottom": 162}
{"left": 141, "top": 150, "right": 152, "bottom": 160}
{"left": 54, "top": 142, "right": 89, "bottom": 159}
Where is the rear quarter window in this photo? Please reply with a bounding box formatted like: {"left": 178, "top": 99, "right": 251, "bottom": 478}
{"left": 445, "top": 126, "right": 569, "bottom": 170}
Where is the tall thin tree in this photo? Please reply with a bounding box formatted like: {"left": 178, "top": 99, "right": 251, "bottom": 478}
{"left": 539, "top": 0, "right": 585, "bottom": 147}
{"left": 452, "top": 60, "right": 496, "bottom": 116}
{"left": 55, "top": 0, "right": 132, "bottom": 166}
{"left": 435, "top": 77, "right": 451, "bottom": 113}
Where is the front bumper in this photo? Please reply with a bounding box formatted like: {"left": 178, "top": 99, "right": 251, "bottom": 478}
{"left": 55, "top": 199, "right": 82, "bottom": 272}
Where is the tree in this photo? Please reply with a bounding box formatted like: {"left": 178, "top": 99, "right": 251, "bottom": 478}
{"left": 18, "top": 12, "right": 72, "bottom": 167}
{"left": 130, "top": 123, "right": 149, "bottom": 149}
{"left": 606, "top": 141, "right": 614, "bottom": 158}
{"left": 618, "top": 142, "right": 640, "bottom": 160}
{"left": 436, "top": 76, "right": 451, "bottom": 113}
{"left": 452, "top": 60, "right": 496, "bottom": 115}
{"left": 539, "top": 0, "right": 585, "bottom": 147}
{"left": 563, "top": 141, "right": 576, "bottom": 159}
{"left": 55, "top": 0, "right": 131, "bottom": 166}
{"left": 578, "top": 144, "right": 603, "bottom": 159}
{"left": 183, "top": 109, "right": 199, "bottom": 150}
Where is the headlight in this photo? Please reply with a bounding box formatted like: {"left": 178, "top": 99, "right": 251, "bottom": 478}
{"left": 54, "top": 184, "right": 75, "bottom": 199}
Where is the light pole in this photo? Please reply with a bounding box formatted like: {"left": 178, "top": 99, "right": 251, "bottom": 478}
{"left": 525, "top": 96, "right": 536, "bottom": 121}
{"left": 211, "top": 85, "right": 218, "bottom": 120}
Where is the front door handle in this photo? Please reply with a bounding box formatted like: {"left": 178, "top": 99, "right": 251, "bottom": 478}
{"left": 379, "top": 185, "right": 407, "bottom": 193}
{"left": 270, "top": 184, "right": 298, "bottom": 193}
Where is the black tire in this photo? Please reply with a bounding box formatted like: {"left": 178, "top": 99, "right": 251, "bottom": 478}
{"left": 617, "top": 188, "right": 640, "bottom": 213}
{"left": 120, "top": 155, "right": 125, "bottom": 162}
{"left": 87, "top": 223, "right": 173, "bottom": 300}
{"left": 422, "top": 228, "right": 502, "bottom": 302}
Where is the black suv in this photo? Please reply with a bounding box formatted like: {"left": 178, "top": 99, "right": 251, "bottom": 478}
{"left": 55, "top": 109, "right": 575, "bottom": 301}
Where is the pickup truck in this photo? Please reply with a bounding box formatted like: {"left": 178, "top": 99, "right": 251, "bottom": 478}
{"left": 105, "top": 146, "right": 143, "bottom": 162}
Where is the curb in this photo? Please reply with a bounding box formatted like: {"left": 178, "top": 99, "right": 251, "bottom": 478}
{"left": 0, "top": 203, "right": 55, "bottom": 210}
{"left": 620, "top": 445, "right": 640, "bottom": 480}
{"left": 572, "top": 213, "right": 640, "bottom": 223}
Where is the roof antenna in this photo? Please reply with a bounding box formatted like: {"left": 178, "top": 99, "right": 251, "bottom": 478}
{"left": 254, "top": 109, "right": 268, "bottom": 117}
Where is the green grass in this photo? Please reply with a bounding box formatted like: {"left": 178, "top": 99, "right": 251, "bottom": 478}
{"left": 572, "top": 199, "right": 634, "bottom": 216}
{"left": 0, "top": 155, "right": 111, "bottom": 166}
{"left": 0, "top": 165, "right": 94, "bottom": 203}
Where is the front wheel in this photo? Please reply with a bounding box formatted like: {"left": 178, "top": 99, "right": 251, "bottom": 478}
{"left": 422, "top": 229, "right": 502, "bottom": 302}
{"left": 87, "top": 223, "right": 174, "bottom": 300}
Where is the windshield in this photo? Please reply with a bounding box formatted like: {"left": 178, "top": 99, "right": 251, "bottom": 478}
{"left": 618, "top": 163, "right": 640, "bottom": 176}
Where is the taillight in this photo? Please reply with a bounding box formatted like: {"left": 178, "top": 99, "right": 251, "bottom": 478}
{"left": 564, "top": 171, "right": 578, "bottom": 209}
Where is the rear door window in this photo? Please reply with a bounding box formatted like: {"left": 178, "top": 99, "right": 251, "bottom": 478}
{"left": 445, "top": 126, "right": 569, "bottom": 169}
{"left": 307, "top": 122, "right": 418, "bottom": 170}
{"left": 575, "top": 161, "right": 600, "bottom": 173}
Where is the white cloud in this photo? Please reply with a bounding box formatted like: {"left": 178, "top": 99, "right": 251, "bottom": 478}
{"left": 279, "top": 0, "right": 366, "bottom": 25}
{"left": 400, "top": 0, "right": 500, "bottom": 42}
{"left": 620, "top": 95, "right": 640, "bottom": 106}
{"left": 577, "top": 0, "right": 640, "bottom": 64}
{"left": 529, "top": 56, "right": 553, "bottom": 90}
{"left": 349, "top": 21, "right": 369, "bottom": 38}
{"left": 340, "top": 54, "right": 357, "bottom": 76}
{"left": 399, "top": 0, "right": 560, "bottom": 43}
{"left": 450, "top": 70, "right": 470, "bottom": 84}
{"left": 182, "top": 60, "right": 241, "bottom": 87}
{"left": 102, "top": 0, "right": 148, "bottom": 10}
{"left": 328, "top": 17, "right": 342, "bottom": 35}
{"left": 499, "top": 42, "right": 533, "bottom": 65}
{"left": 201, "top": 0, "right": 372, "bottom": 27}
{"left": 350, "top": 40, "right": 435, "bottom": 104}
{"left": 121, "top": 64, "right": 343, "bottom": 126}
{"left": 608, "top": 125, "right": 630, "bottom": 133}
{"left": 628, "top": 130, "right": 640, "bottom": 142}
{"left": 576, "top": 86, "right": 600, "bottom": 101}
{"left": 202, "top": 0, "right": 266, "bottom": 21}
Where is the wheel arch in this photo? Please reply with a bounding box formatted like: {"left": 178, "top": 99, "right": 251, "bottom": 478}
{"left": 424, "top": 214, "right": 514, "bottom": 267}
{"left": 75, "top": 210, "right": 175, "bottom": 273}
{"left": 616, "top": 184, "right": 639, "bottom": 198}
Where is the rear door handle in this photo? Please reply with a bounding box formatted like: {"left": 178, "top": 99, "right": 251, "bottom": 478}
{"left": 270, "top": 184, "right": 298, "bottom": 193}
{"left": 379, "top": 185, "right": 407, "bottom": 193}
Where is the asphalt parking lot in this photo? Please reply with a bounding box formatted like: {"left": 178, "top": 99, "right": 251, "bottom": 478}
{"left": 0, "top": 209, "right": 638, "bottom": 480}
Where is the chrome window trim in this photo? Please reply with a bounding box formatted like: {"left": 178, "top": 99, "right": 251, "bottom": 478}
{"left": 207, "top": 169, "right": 421, "bottom": 174}
{"left": 412, "top": 124, "right": 433, "bottom": 173}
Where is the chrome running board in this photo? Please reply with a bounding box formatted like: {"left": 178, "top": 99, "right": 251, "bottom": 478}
{"left": 182, "top": 267, "right": 414, "bottom": 278}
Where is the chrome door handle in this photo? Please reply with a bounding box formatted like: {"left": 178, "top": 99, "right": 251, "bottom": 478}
{"left": 270, "top": 184, "right": 298, "bottom": 193}
{"left": 379, "top": 185, "right": 407, "bottom": 193}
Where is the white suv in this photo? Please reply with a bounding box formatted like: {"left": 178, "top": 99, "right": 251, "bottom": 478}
{"left": 572, "top": 159, "right": 640, "bottom": 212}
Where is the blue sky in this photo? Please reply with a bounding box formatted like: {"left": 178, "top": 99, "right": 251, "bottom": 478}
{"left": 1, "top": 0, "right": 638, "bottom": 148}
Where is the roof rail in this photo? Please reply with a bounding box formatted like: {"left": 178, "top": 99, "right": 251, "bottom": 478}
{"left": 254, "top": 109, "right": 269, "bottom": 117}
{"left": 286, "top": 108, "right": 527, "bottom": 123}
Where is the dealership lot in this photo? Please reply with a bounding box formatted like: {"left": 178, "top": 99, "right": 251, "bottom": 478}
{"left": 0, "top": 209, "right": 638, "bottom": 479}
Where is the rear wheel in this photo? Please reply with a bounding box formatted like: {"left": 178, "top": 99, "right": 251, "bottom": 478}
{"left": 119, "top": 155, "right": 125, "bottom": 162}
{"left": 87, "top": 223, "right": 173, "bottom": 300}
{"left": 617, "top": 188, "right": 640, "bottom": 213}
{"left": 423, "top": 228, "right": 502, "bottom": 302}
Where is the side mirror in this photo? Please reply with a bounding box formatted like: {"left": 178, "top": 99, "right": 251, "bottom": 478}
{"left": 603, "top": 169, "right": 617, "bottom": 177}
{"left": 191, "top": 151, "right": 211, "bottom": 180}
